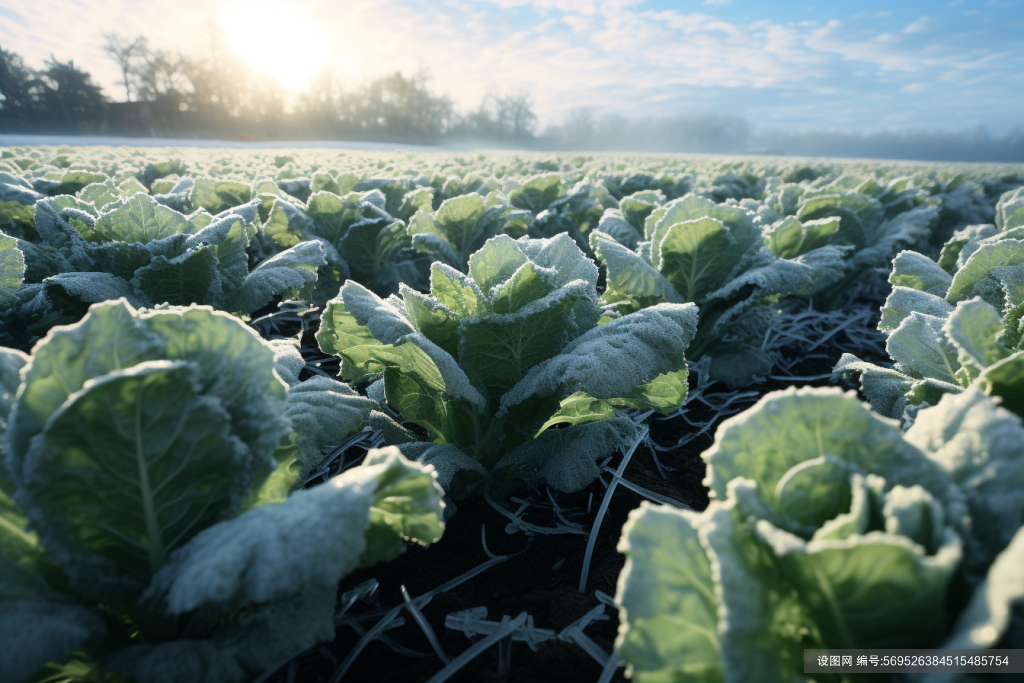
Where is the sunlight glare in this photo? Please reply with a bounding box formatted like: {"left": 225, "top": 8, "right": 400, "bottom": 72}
{"left": 221, "top": 0, "right": 336, "bottom": 91}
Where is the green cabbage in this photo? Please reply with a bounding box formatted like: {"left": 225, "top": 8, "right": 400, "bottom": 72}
{"left": 616, "top": 387, "right": 1024, "bottom": 683}
{"left": 317, "top": 233, "right": 698, "bottom": 492}
{"left": 592, "top": 194, "right": 846, "bottom": 387}
{"left": 0, "top": 300, "right": 444, "bottom": 683}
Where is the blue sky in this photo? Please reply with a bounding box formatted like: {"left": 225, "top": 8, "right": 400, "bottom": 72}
{"left": 1, "top": 0, "right": 1022, "bottom": 134}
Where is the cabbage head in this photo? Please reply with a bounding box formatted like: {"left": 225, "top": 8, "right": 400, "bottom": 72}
{"left": 0, "top": 299, "right": 445, "bottom": 683}
{"left": 592, "top": 194, "right": 846, "bottom": 387}
{"left": 615, "top": 387, "right": 1024, "bottom": 683}
{"left": 835, "top": 222, "right": 1024, "bottom": 423}
{"left": 317, "top": 233, "right": 698, "bottom": 493}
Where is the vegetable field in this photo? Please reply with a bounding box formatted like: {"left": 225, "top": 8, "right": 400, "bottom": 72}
{"left": 2, "top": 145, "right": 1024, "bottom": 683}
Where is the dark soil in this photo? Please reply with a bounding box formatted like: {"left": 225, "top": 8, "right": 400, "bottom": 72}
{"left": 255, "top": 298, "right": 892, "bottom": 683}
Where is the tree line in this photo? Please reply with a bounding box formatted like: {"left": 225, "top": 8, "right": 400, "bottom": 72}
{"left": 0, "top": 35, "right": 1020, "bottom": 161}
{"left": 0, "top": 33, "right": 538, "bottom": 143}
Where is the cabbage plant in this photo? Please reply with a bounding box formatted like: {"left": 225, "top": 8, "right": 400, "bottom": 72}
{"left": 615, "top": 387, "right": 1024, "bottom": 683}
{"left": 591, "top": 194, "right": 846, "bottom": 387}
{"left": 1, "top": 193, "right": 326, "bottom": 338}
{"left": 317, "top": 233, "right": 698, "bottom": 493}
{"left": 0, "top": 300, "right": 445, "bottom": 683}
{"left": 0, "top": 230, "right": 24, "bottom": 315}
{"left": 0, "top": 172, "right": 44, "bottom": 240}
{"left": 759, "top": 177, "right": 940, "bottom": 302}
{"left": 835, "top": 231, "right": 1024, "bottom": 422}
{"left": 264, "top": 188, "right": 429, "bottom": 299}
{"left": 406, "top": 193, "right": 529, "bottom": 272}
{"left": 527, "top": 181, "right": 618, "bottom": 255}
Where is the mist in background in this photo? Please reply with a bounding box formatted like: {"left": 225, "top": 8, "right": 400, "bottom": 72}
{"left": 1, "top": 0, "right": 1022, "bottom": 162}
{"left": 539, "top": 110, "right": 1024, "bottom": 162}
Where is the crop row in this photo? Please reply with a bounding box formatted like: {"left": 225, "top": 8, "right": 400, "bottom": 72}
{"left": 1, "top": 146, "right": 1023, "bottom": 682}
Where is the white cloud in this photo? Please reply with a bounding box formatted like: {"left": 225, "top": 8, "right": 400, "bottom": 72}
{"left": 902, "top": 17, "right": 933, "bottom": 34}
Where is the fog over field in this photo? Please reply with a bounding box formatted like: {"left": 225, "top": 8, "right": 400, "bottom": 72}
{"left": 1, "top": 0, "right": 1022, "bottom": 159}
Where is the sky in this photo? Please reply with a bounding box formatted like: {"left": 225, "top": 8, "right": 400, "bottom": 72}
{"left": 1, "top": 0, "right": 1022, "bottom": 134}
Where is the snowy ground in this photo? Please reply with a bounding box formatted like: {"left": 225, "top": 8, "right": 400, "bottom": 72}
{"left": 0, "top": 134, "right": 466, "bottom": 152}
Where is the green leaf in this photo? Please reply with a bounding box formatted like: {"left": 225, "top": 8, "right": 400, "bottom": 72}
{"left": 131, "top": 245, "right": 220, "bottom": 306}
{"left": 619, "top": 194, "right": 660, "bottom": 232}
{"left": 879, "top": 286, "right": 953, "bottom": 334}
{"left": 41, "top": 272, "right": 144, "bottom": 318}
{"left": 263, "top": 199, "right": 311, "bottom": 250}
{"left": 94, "top": 194, "right": 189, "bottom": 244}
{"left": 228, "top": 241, "right": 325, "bottom": 314}
{"left": 656, "top": 217, "right": 735, "bottom": 302}
{"left": 283, "top": 376, "right": 376, "bottom": 474}
{"left": 340, "top": 280, "right": 415, "bottom": 344}
{"left": 316, "top": 299, "right": 386, "bottom": 381}
{"left": 996, "top": 187, "right": 1024, "bottom": 231}
{"left": 340, "top": 217, "right": 412, "bottom": 286}
{"left": 943, "top": 298, "right": 1010, "bottom": 368}
{"left": 496, "top": 417, "right": 640, "bottom": 492}
{"left": 6, "top": 300, "right": 162, "bottom": 469}
{"left": 798, "top": 217, "right": 841, "bottom": 253}
{"left": 796, "top": 191, "right": 885, "bottom": 251}
{"left": 699, "top": 502, "right": 810, "bottom": 683}
{"left": 832, "top": 354, "right": 914, "bottom": 419}
{"left": 429, "top": 263, "right": 484, "bottom": 318}
{"left": 0, "top": 180, "right": 43, "bottom": 241}
{"left": 468, "top": 234, "right": 528, "bottom": 295}
{"left": 430, "top": 194, "right": 486, "bottom": 245}
{"left": 615, "top": 504, "right": 723, "bottom": 683}
{"left": 886, "top": 312, "right": 961, "bottom": 384}
{"left": 977, "top": 351, "right": 1024, "bottom": 418}
{"left": 592, "top": 232, "right": 683, "bottom": 304}
{"left": 78, "top": 180, "right": 125, "bottom": 210}
{"left": 535, "top": 392, "right": 616, "bottom": 437}
{"left": 753, "top": 512, "right": 961, "bottom": 649}
{"left": 192, "top": 178, "right": 251, "bottom": 214}
{"left": 305, "top": 191, "right": 364, "bottom": 245}
{"left": 890, "top": 250, "right": 952, "bottom": 296}
{"left": 21, "top": 361, "right": 246, "bottom": 599}
{"left": 0, "top": 230, "right": 25, "bottom": 311}
{"left": 358, "top": 446, "right": 446, "bottom": 567}
{"left": 516, "top": 232, "right": 599, "bottom": 289}
{"left": 765, "top": 216, "right": 839, "bottom": 259}
{"left": 946, "top": 239, "right": 1024, "bottom": 306}
{"left": 499, "top": 303, "right": 697, "bottom": 419}
{"left": 0, "top": 348, "right": 28, "bottom": 451}
{"left": 490, "top": 262, "right": 555, "bottom": 314}
{"left": 458, "top": 283, "right": 596, "bottom": 399}
{"left": 594, "top": 210, "right": 643, "bottom": 250}
{"left": 934, "top": 525, "right": 1024, "bottom": 652}
{"left": 401, "top": 286, "right": 460, "bottom": 357}
{"left": 140, "top": 305, "right": 291, "bottom": 460}
{"left": 937, "top": 223, "right": 998, "bottom": 274}
{"left": 508, "top": 173, "right": 565, "bottom": 213}
{"left": 702, "top": 388, "right": 963, "bottom": 528}
{"left": 774, "top": 456, "right": 855, "bottom": 534}
{"left": 620, "top": 366, "right": 690, "bottom": 414}
{"left": 397, "top": 187, "right": 435, "bottom": 219}
{"left": 145, "top": 446, "right": 442, "bottom": 636}
{"left": 87, "top": 240, "right": 154, "bottom": 281}
{"left": 119, "top": 177, "right": 148, "bottom": 196}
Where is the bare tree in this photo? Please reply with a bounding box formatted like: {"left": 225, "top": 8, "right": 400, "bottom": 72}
{"left": 495, "top": 92, "right": 537, "bottom": 137}
{"left": 102, "top": 33, "right": 148, "bottom": 101}
{"left": 133, "top": 49, "right": 188, "bottom": 101}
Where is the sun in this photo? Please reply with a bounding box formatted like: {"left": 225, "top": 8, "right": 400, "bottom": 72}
{"left": 221, "top": 0, "right": 336, "bottom": 91}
